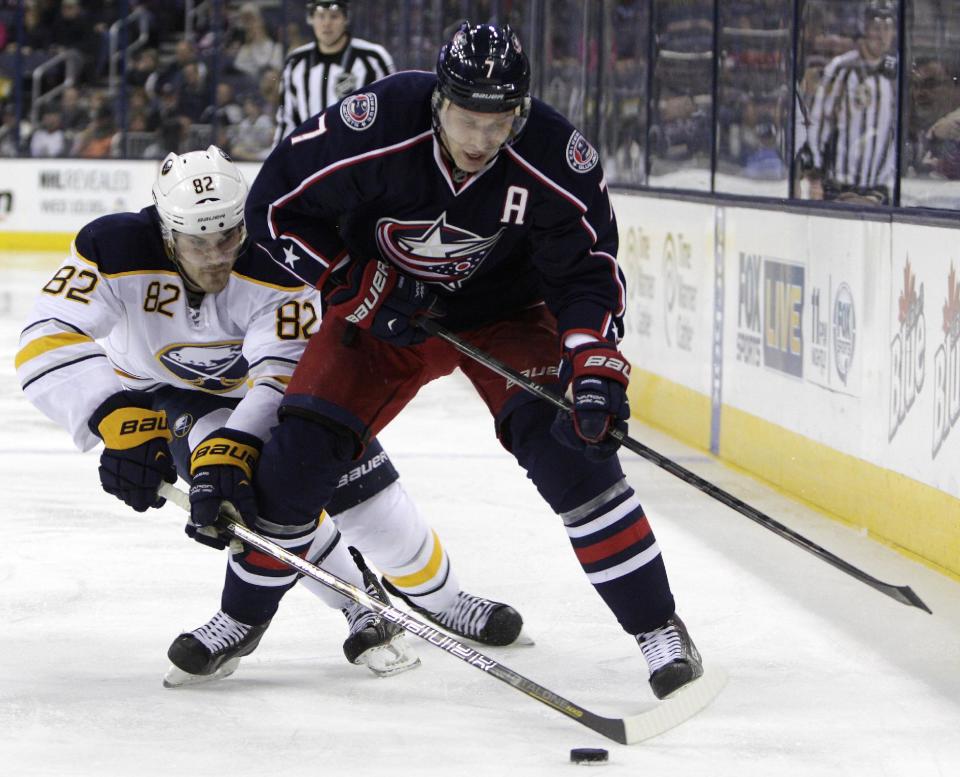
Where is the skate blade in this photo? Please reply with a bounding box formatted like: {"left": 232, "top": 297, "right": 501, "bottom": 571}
{"left": 162, "top": 657, "right": 241, "bottom": 688}
{"left": 510, "top": 628, "right": 535, "bottom": 647}
{"left": 357, "top": 635, "right": 421, "bottom": 678}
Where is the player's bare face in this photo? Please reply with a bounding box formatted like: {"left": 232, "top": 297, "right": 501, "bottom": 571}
{"left": 312, "top": 7, "right": 348, "bottom": 52}
{"left": 173, "top": 225, "right": 245, "bottom": 293}
{"left": 439, "top": 102, "right": 516, "bottom": 172}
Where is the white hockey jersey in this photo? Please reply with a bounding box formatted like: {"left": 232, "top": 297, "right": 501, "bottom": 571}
{"left": 16, "top": 207, "right": 320, "bottom": 452}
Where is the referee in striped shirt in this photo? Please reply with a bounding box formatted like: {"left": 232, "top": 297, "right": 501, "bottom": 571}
{"left": 274, "top": 1, "right": 395, "bottom": 142}
{"left": 803, "top": 0, "right": 898, "bottom": 205}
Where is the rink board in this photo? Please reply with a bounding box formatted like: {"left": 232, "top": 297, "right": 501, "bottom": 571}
{"left": 0, "top": 158, "right": 956, "bottom": 577}
{"left": 614, "top": 192, "right": 960, "bottom": 579}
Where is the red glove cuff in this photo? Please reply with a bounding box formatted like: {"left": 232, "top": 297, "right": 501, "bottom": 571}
{"left": 569, "top": 344, "right": 631, "bottom": 386}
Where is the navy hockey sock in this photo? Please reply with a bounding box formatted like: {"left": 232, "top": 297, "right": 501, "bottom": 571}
{"left": 505, "top": 401, "right": 675, "bottom": 635}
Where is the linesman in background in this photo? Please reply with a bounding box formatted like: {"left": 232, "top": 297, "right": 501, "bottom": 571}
{"left": 801, "top": 0, "right": 898, "bottom": 205}
{"left": 274, "top": 0, "right": 394, "bottom": 142}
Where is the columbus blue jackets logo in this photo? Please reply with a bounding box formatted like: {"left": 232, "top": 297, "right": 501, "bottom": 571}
{"left": 566, "top": 131, "right": 599, "bottom": 173}
{"left": 157, "top": 341, "right": 248, "bottom": 393}
{"left": 376, "top": 213, "right": 504, "bottom": 288}
{"left": 340, "top": 93, "right": 378, "bottom": 131}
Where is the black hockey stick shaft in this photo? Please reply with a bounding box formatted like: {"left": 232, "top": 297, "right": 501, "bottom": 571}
{"left": 413, "top": 317, "right": 931, "bottom": 614}
{"left": 158, "top": 483, "right": 631, "bottom": 744}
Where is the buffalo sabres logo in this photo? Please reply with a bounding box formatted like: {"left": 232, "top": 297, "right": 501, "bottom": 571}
{"left": 376, "top": 213, "right": 504, "bottom": 289}
{"left": 172, "top": 412, "right": 194, "bottom": 438}
{"left": 157, "top": 341, "right": 248, "bottom": 393}
{"left": 340, "top": 92, "right": 378, "bottom": 131}
{"left": 566, "top": 131, "right": 599, "bottom": 173}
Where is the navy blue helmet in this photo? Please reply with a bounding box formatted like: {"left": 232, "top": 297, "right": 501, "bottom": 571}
{"left": 436, "top": 22, "right": 531, "bottom": 114}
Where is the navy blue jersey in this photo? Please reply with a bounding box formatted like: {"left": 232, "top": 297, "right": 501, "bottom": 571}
{"left": 245, "top": 71, "right": 625, "bottom": 338}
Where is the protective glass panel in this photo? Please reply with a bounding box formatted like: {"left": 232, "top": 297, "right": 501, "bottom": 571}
{"left": 648, "top": 0, "right": 715, "bottom": 191}
{"left": 795, "top": 0, "right": 900, "bottom": 206}
{"left": 601, "top": 0, "right": 650, "bottom": 186}
{"left": 714, "top": 0, "right": 793, "bottom": 197}
{"left": 900, "top": 2, "right": 960, "bottom": 209}
{"left": 540, "top": 0, "right": 591, "bottom": 131}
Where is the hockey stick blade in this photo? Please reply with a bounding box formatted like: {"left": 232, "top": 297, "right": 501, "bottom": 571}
{"left": 159, "top": 483, "right": 724, "bottom": 744}
{"left": 413, "top": 317, "right": 931, "bottom": 614}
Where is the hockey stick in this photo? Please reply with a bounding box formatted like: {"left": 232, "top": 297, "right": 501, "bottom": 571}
{"left": 158, "top": 481, "right": 725, "bottom": 744}
{"left": 413, "top": 317, "right": 932, "bottom": 614}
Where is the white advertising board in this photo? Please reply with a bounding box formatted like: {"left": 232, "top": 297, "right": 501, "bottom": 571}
{"left": 723, "top": 209, "right": 870, "bottom": 437}
{"left": 0, "top": 160, "right": 264, "bottom": 238}
{"left": 612, "top": 194, "right": 715, "bottom": 396}
{"left": 887, "top": 224, "right": 960, "bottom": 496}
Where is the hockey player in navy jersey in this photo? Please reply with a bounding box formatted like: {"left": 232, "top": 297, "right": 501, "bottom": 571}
{"left": 16, "top": 145, "right": 525, "bottom": 687}
{"left": 231, "top": 23, "right": 705, "bottom": 701}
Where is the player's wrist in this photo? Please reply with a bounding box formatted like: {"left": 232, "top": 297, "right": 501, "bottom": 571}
{"left": 88, "top": 390, "right": 172, "bottom": 449}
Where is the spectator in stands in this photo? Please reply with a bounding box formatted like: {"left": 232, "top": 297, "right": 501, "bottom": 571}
{"left": 258, "top": 66, "right": 281, "bottom": 115}
{"left": 151, "top": 39, "right": 207, "bottom": 99}
{"left": 201, "top": 82, "right": 243, "bottom": 127}
{"left": 0, "top": 103, "right": 27, "bottom": 156}
{"left": 142, "top": 115, "right": 189, "bottom": 159}
{"left": 232, "top": 3, "right": 284, "bottom": 80}
{"left": 274, "top": 0, "right": 395, "bottom": 141}
{"left": 9, "top": 2, "right": 51, "bottom": 54}
{"left": 71, "top": 103, "right": 116, "bottom": 159}
{"left": 127, "top": 48, "right": 160, "bottom": 91}
{"left": 29, "top": 107, "right": 66, "bottom": 157}
{"left": 229, "top": 94, "right": 275, "bottom": 161}
{"left": 51, "top": 0, "right": 104, "bottom": 83}
{"left": 59, "top": 86, "right": 90, "bottom": 134}
{"left": 175, "top": 61, "right": 209, "bottom": 123}
{"left": 801, "top": 0, "right": 899, "bottom": 204}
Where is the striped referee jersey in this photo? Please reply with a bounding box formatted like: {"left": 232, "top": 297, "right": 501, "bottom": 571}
{"left": 808, "top": 48, "right": 898, "bottom": 199}
{"left": 274, "top": 36, "right": 395, "bottom": 142}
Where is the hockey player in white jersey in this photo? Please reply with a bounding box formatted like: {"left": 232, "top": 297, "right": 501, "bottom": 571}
{"left": 16, "top": 146, "right": 524, "bottom": 686}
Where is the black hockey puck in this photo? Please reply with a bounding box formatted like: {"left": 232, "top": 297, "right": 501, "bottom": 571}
{"left": 570, "top": 748, "right": 609, "bottom": 765}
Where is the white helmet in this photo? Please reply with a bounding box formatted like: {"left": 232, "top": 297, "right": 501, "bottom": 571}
{"left": 152, "top": 145, "right": 247, "bottom": 240}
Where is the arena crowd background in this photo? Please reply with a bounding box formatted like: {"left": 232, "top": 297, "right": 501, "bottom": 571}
{"left": 0, "top": 0, "right": 958, "bottom": 212}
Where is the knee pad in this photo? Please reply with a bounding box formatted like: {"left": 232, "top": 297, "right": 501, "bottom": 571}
{"left": 504, "top": 400, "right": 625, "bottom": 514}
{"left": 255, "top": 412, "right": 355, "bottom": 529}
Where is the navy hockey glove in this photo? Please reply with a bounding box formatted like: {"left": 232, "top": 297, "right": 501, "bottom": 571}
{"left": 551, "top": 342, "right": 631, "bottom": 461}
{"left": 326, "top": 260, "right": 442, "bottom": 346}
{"left": 187, "top": 428, "right": 261, "bottom": 550}
{"left": 88, "top": 390, "right": 177, "bottom": 513}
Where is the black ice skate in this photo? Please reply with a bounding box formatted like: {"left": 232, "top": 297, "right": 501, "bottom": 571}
{"left": 163, "top": 610, "right": 269, "bottom": 688}
{"left": 342, "top": 548, "right": 420, "bottom": 677}
{"left": 383, "top": 578, "right": 527, "bottom": 647}
{"left": 636, "top": 614, "right": 704, "bottom": 700}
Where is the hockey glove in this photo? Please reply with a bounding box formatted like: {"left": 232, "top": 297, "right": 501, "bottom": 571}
{"left": 550, "top": 342, "right": 631, "bottom": 462}
{"left": 326, "top": 259, "right": 443, "bottom": 346}
{"left": 89, "top": 390, "right": 177, "bottom": 513}
{"left": 187, "top": 428, "right": 261, "bottom": 550}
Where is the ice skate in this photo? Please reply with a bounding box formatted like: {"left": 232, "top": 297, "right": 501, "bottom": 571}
{"left": 163, "top": 610, "right": 269, "bottom": 688}
{"left": 342, "top": 549, "right": 420, "bottom": 677}
{"left": 384, "top": 579, "right": 529, "bottom": 647}
{"left": 636, "top": 613, "right": 704, "bottom": 700}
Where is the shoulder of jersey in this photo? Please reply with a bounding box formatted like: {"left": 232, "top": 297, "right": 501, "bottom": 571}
{"left": 511, "top": 98, "right": 602, "bottom": 178}
{"left": 283, "top": 41, "right": 315, "bottom": 65}
{"left": 73, "top": 207, "right": 172, "bottom": 275}
{"left": 338, "top": 70, "right": 435, "bottom": 138}
{"left": 232, "top": 245, "right": 310, "bottom": 291}
{"left": 347, "top": 36, "right": 392, "bottom": 57}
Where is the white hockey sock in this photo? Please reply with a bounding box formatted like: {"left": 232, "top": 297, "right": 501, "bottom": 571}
{"left": 295, "top": 514, "right": 362, "bottom": 610}
{"left": 333, "top": 481, "right": 460, "bottom": 613}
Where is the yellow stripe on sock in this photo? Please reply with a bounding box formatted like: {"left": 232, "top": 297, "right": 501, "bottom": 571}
{"left": 384, "top": 530, "right": 445, "bottom": 589}
{"left": 15, "top": 332, "right": 93, "bottom": 369}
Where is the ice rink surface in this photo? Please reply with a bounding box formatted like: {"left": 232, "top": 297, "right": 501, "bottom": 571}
{"left": 1, "top": 255, "right": 959, "bottom": 776}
